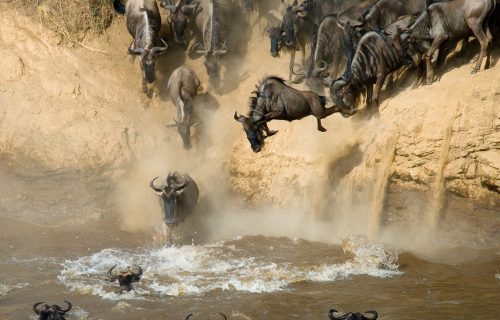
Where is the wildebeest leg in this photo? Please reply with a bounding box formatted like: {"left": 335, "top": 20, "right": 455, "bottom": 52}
{"left": 142, "top": 79, "right": 148, "bottom": 94}
{"left": 316, "top": 118, "right": 327, "bottom": 132}
{"left": 262, "top": 110, "right": 282, "bottom": 122}
{"left": 162, "top": 224, "right": 173, "bottom": 246}
{"left": 366, "top": 83, "right": 373, "bottom": 105}
{"left": 425, "top": 33, "right": 448, "bottom": 84}
{"left": 289, "top": 49, "right": 296, "bottom": 83}
{"left": 467, "top": 17, "right": 490, "bottom": 73}
{"left": 370, "top": 73, "right": 387, "bottom": 117}
{"left": 262, "top": 123, "right": 278, "bottom": 137}
{"left": 485, "top": 26, "right": 493, "bottom": 69}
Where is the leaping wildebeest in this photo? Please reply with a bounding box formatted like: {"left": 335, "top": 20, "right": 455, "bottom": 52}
{"left": 234, "top": 76, "right": 342, "bottom": 153}
{"left": 150, "top": 172, "right": 199, "bottom": 244}
{"left": 118, "top": 0, "right": 169, "bottom": 93}
{"left": 166, "top": 66, "right": 201, "bottom": 149}
{"left": 328, "top": 309, "right": 379, "bottom": 320}
{"left": 409, "top": 0, "right": 496, "bottom": 84}
{"left": 107, "top": 264, "right": 143, "bottom": 292}
{"left": 33, "top": 301, "right": 72, "bottom": 320}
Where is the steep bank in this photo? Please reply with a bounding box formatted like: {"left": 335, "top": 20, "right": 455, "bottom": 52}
{"left": 0, "top": 2, "right": 498, "bottom": 247}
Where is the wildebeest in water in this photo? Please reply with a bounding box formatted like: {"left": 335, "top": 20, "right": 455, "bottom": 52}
{"left": 107, "top": 264, "right": 143, "bottom": 292}
{"left": 33, "top": 301, "right": 72, "bottom": 320}
{"left": 150, "top": 172, "right": 199, "bottom": 244}
{"left": 234, "top": 76, "right": 342, "bottom": 153}
{"left": 166, "top": 66, "right": 201, "bottom": 149}
{"left": 329, "top": 308, "right": 379, "bottom": 320}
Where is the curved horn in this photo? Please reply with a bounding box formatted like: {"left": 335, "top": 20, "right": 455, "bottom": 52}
{"left": 151, "top": 39, "right": 169, "bottom": 55}
{"left": 328, "top": 309, "right": 347, "bottom": 320}
{"left": 132, "top": 265, "right": 143, "bottom": 279}
{"left": 213, "top": 43, "right": 228, "bottom": 56}
{"left": 33, "top": 302, "right": 44, "bottom": 315}
{"left": 128, "top": 47, "right": 145, "bottom": 56}
{"left": 313, "top": 60, "right": 328, "bottom": 76}
{"left": 173, "top": 175, "right": 188, "bottom": 191}
{"left": 181, "top": 1, "right": 199, "bottom": 13}
{"left": 60, "top": 300, "right": 72, "bottom": 313}
{"left": 331, "top": 78, "right": 347, "bottom": 91}
{"left": 150, "top": 177, "right": 163, "bottom": 193}
{"left": 363, "top": 311, "right": 378, "bottom": 320}
{"left": 185, "top": 314, "right": 194, "bottom": 320}
{"left": 234, "top": 111, "right": 246, "bottom": 123}
{"left": 218, "top": 313, "right": 227, "bottom": 320}
{"left": 108, "top": 265, "right": 118, "bottom": 281}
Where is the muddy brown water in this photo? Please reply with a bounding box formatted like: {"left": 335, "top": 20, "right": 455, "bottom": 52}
{"left": 0, "top": 162, "right": 499, "bottom": 320}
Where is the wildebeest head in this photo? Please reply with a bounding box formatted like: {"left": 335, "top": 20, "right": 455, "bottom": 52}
{"left": 129, "top": 39, "right": 168, "bottom": 90}
{"left": 33, "top": 301, "right": 72, "bottom": 320}
{"left": 281, "top": 0, "right": 299, "bottom": 47}
{"left": 242, "top": 0, "right": 253, "bottom": 12}
{"left": 107, "top": 265, "right": 143, "bottom": 292}
{"left": 167, "top": 119, "right": 199, "bottom": 150}
{"left": 330, "top": 77, "right": 357, "bottom": 113}
{"left": 150, "top": 174, "right": 190, "bottom": 225}
{"left": 329, "top": 309, "right": 378, "bottom": 320}
{"left": 185, "top": 313, "right": 228, "bottom": 320}
{"left": 234, "top": 111, "right": 265, "bottom": 153}
{"left": 267, "top": 26, "right": 285, "bottom": 57}
{"left": 162, "top": 0, "right": 199, "bottom": 44}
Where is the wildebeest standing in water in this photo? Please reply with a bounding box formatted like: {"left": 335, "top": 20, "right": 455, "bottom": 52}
{"left": 166, "top": 66, "right": 201, "bottom": 149}
{"left": 33, "top": 301, "right": 72, "bottom": 320}
{"left": 234, "top": 76, "right": 342, "bottom": 153}
{"left": 329, "top": 309, "right": 378, "bottom": 320}
{"left": 107, "top": 264, "right": 143, "bottom": 292}
{"left": 150, "top": 172, "right": 199, "bottom": 244}
{"left": 116, "top": 0, "right": 169, "bottom": 94}
{"left": 330, "top": 28, "right": 415, "bottom": 117}
{"left": 409, "top": 0, "right": 496, "bottom": 84}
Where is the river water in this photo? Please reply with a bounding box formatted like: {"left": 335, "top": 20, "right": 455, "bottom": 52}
{"left": 0, "top": 162, "right": 499, "bottom": 320}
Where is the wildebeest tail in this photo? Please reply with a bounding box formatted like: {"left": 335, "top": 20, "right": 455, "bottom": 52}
{"left": 113, "top": 0, "right": 126, "bottom": 14}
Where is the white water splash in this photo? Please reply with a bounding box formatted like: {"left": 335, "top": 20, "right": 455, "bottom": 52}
{"left": 58, "top": 237, "right": 401, "bottom": 300}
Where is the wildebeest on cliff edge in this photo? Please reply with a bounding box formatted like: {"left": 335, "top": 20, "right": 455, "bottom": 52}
{"left": 114, "top": 0, "right": 169, "bottom": 94}
{"left": 234, "top": 76, "right": 343, "bottom": 153}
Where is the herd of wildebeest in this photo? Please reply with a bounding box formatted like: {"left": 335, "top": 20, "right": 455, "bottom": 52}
{"left": 31, "top": 0, "right": 499, "bottom": 318}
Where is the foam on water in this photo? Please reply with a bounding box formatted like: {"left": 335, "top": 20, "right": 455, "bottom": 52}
{"left": 58, "top": 236, "right": 401, "bottom": 300}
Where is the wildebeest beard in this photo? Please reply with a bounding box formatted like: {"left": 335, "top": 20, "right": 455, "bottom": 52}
{"left": 142, "top": 54, "right": 156, "bottom": 83}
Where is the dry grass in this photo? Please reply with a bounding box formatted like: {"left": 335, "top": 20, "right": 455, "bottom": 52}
{"left": 24, "top": 0, "right": 114, "bottom": 52}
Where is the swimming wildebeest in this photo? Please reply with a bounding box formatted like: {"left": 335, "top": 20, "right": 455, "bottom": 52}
{"left": 119, "top": 0, "right": 169, "bottom": 93}
{"left": 330, "top": 28, "right": 415, "bottom": 116}
{"left": 409, "top": 0, "right": 496, "bottom": 84}
{"left": 185, "top": 313, "right": 228, "bottom": 320}
{"left": 33, "top": 301, "right": 72, "bottom": 320}
{"left": 107, "top": 264, "right": 143, "bottom": 292}
{"left": 150, "top": 172, "right": 199, "bottom": 244}
{"left": 234, "top": 76, "right": 342, "bottom": 153}
{"left": 329, "top": 309, "right": 378, "bottom": 320}
{"left": 166, "top": 66, "right": 201, "bottom": 149}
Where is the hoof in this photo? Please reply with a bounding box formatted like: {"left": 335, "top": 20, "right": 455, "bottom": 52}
{"left": 470, "top": 68, "right": 479, "bottom": 74}
{"left": 318, "top": 127, "right": 327, "bottom": 132}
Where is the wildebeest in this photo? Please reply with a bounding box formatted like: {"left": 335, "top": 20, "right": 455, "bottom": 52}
{"left": 329, "top": 309, "right": 378, "bottom": 320}
{"left": 185, "top": 313, "right": 227, "bottom": 320}
{"left": 107, "top": 264, "right": 143, "bottom": 292}
{"left": 150, "top": 172, "right": 199, "bottom": 244}
{"left": 120, "top": 0, "right": 169, "bottom": 94}
{"left": 330, "top": 28, "right": 415, "bottom": 116}
{"left": 267, "top": 0, "right": 317, "bottom": 83}
{"left": 166, "top": 66, "right": 201, "bottom": 149}
{"left": 356, "top": 0, "right": 426, "bottom": 31}
{"left": 409, "top": 0, "right": 496, "bottom": 84}
{"left": 33, "top": 301, "right": 72, "bottom": 320}
{"left": 161, "top": 0, "right": 199, "bottom": 45}
{"left": 234, "top": 76, "right": 342, "bottom": 153}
